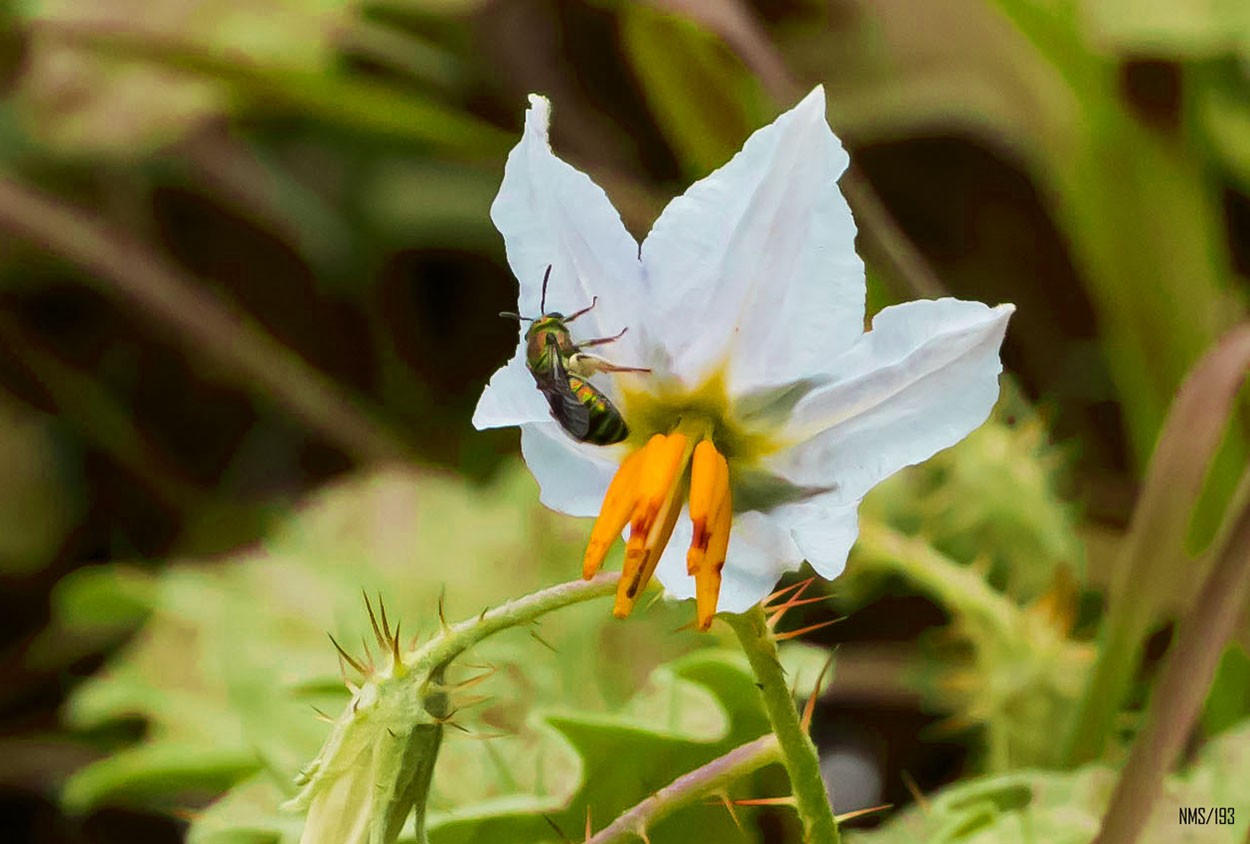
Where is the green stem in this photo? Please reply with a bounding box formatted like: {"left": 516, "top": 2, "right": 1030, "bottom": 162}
{"left": 727, "top": 607, "right": 840, "bottom": 844}
{"left": 586, "top": 735, "right": 782, "bottom": 843}
{"left": 411, "top": 573, "right": 621, "bottom": 672}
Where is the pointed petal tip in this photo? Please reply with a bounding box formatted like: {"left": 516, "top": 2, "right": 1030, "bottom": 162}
{"left": 525, "top": 93, "right": 551, "bottom": 121}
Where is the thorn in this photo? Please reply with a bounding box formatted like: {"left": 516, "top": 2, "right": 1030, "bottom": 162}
{"left": 377, "top": 593, "right": 392, "bottom": 641}
{"left": 391, "top": 620, "right": 403, "bottom": 665}
{"left": 460, "top": 729, "right": 510, "bottom": 740}
{"left": 901, "top": 770, "right": 930, "bottom": 813}
{"left": 731, "top": 796, "right": 796, "bottom": 807}
{"left": 766, "top": 579, "right": 817, "bottom": 629}
{"left": 363, "top": 590, "right": 385, "bottom": 649}
{"left": 718, "top": 793, "right": 743, "bottom": 831}
{"left": 445, "top": 719, "right": 471, "bottom": 733}
{"left": 453, "top": 694, "right": 492, "bottom": 710}
{"left": 437, "top": 588, "right": 450, "bottom": 632}
{"left": 479, "top": 606, "right": 489, "bottom": 621}
{"left": 542, "top": 814, "right": 572, "bottom": 844}
{"left": 443, "top": 668, "right": 496, "bottom": 691}
{"left": 801, "top": 653, "right": 835, "bottom": 734}
{"left": 671, "top": 619, "right": 698, "bottom": 634}
{"left": 360, "top": 636, "right": 376, "bottom": 672}
{"left": 328, "top": 633, "right": 367, "bottom": 676}
{"left": 774, "top": 618, "right": 840, "bottom": 641}
{"left": 762, "top": 577, "right": 814, "bottom": 609}
{"left": 835, "top": 803, "right": 892, "bottom": 823}
{"left": 311, "top": 706, "right": 334, "bottom": 724}
{"left": 585, "top": 806, "right": 593, "bottom": 842}
{"left": 530, "top": 629, "right": 558, "bottom": 653}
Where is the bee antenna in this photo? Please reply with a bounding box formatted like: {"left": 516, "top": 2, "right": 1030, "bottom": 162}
{"left": 540, "top": 264, "right": 552, "bottom": 314}
{"left": 499, "top": 311, "right": 533, "bottom": 322}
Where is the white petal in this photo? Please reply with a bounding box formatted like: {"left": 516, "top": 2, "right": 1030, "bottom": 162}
{"left": 774, "top": 299, "right": 1013, "bottom": 503}
{"left": 491, "top": 95, "right": 644, "bottom": 364}
{"left": 639, "top": 87, "right": 863, "bottom": 391}
{"left": 653, "top": 510, "right": 804, "bottom": 614}
{"left": 773, "top": 494, "right": 861, "bottom": 580}
{"left": 519, "top": 422, "right": 621, "bottom": 517}
{"left": 718, "top": 512, "right": 805, "bottom": 613}
{"left": 472, "top": 344, "right": 548, "bottom": 429}
{"left": 653, "top": 516, "right": 696, "bottom": 600}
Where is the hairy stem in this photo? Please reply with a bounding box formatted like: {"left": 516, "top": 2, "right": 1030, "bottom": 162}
{"left": 412, "top": 573, "right": 621, "bottom": 672}
{"left": 727, "top": 607, "right": 840, "bottom": 844}
{"left": 586, "top": 734, "right": 781, "bottom": 843}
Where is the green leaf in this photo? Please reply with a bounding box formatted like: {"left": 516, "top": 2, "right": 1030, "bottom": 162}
{"left": 620, "top": 4, "right": 770, "bottom": 178}
{"left": 57, "top": 464, "right": 783, "bottom": 841}
{"left": 13, "top": 2, "right": 508, "bottom": 157}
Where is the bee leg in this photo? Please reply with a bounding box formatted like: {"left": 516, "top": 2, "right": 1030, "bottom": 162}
{"left": 568, "top": 352, "right": 651, "bottom": 376}
{"left": 574, "top": 327, "right": 629, "bottom": 349}
{"left": 563, "top": 296, "right": 599, "bottom": 323}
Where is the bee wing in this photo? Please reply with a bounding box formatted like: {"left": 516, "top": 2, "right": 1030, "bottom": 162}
{"left": 543, "top": 338, "right": 592, "bottom": 439}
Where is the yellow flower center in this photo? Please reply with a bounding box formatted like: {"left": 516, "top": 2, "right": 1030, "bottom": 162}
{"left": 580, "top": 373, "right": 787, "bottom": 630}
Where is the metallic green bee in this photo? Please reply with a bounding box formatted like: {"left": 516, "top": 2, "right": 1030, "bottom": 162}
{"left": 502, "top": 265, "right": 648, "bottom": 445}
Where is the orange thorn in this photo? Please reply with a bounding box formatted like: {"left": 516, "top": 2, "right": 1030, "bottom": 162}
{"left": 763, "top": 577, "right": 815, "bottom": 609}
{"left": 835, "top": 803, "right": 893, "bottom": 823}
{"left": 801, "top": 654, "right": 835, "bottom": 733}
{"left": 901, "top": 770, "right": 930, "bottom": 813}
{"left": 774, "top": 618, "right": 841, "bottom": 641}
{"left": 766, "top": 578, "right": 817, "bottom": 628}
{"left": 731, "top": 796, "right": 797, "bottom": 807}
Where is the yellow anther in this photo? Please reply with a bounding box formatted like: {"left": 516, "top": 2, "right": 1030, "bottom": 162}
{"left": 582, "top": 447, "right": 647, "bottom": 579}
{"left": 582, "top": 431, "right": 735, "bottom": 630}
{"left": 689, "top": 445, "right": 731, "bottom": 630}
{"left": 686, "top": 439, "right": 725, "bottom": 575}
{"left": 615, "top": 432, "right": 691, "bottom": 618}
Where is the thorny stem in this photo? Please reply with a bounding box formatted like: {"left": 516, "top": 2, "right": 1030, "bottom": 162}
{"left": 411, "top": 573, "right": 621, "bottom": 673}
{"left": 727, "top": 607, "right": 841, "bottom": 844}
{"left": 586, "top": 735, "right": 782, "bottom": 844}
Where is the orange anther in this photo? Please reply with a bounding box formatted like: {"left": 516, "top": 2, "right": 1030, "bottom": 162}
{"left": 693, "top": 448, "right": 731, "bottom": 630}
{"left": 615, "top": 433, "right": 691, "bottom": 618}
{"left": 582, "top": 447, "right": 647, "bottom": 578}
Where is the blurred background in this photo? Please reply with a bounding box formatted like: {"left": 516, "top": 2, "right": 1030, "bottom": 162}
{"left": 2, "top": 0, "right": 1249, "bottom": 842}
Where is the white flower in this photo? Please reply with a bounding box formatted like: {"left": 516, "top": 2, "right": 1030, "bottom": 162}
{"left": 473, "top": 88, "right": 1013, "bottom": 630}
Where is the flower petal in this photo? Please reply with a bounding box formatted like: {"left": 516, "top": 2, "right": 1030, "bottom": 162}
{"left": 654, "top": 510, "right": 804, "bottom": 614}
{"left": 639, "top": 86, "right": 863, "bottom": 391}
{"left": 472, "top": 344, "right": 548, "bottom": 429}
{"left": 491, "top": 95, "right": 644, "bottom": 360}
{"left": 774, "top": 299, "right": 1013, "bottom": 504}
{"left": 519, "top": 422, "right": 621, "bottom": 517}
{"left": 774, "top": 494, "right": 861, "bottom": 581}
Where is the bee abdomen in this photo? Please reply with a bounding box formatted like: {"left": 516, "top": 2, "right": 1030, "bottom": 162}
{"left": 569, "top": 376, "right": 629, "bottom": 445}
